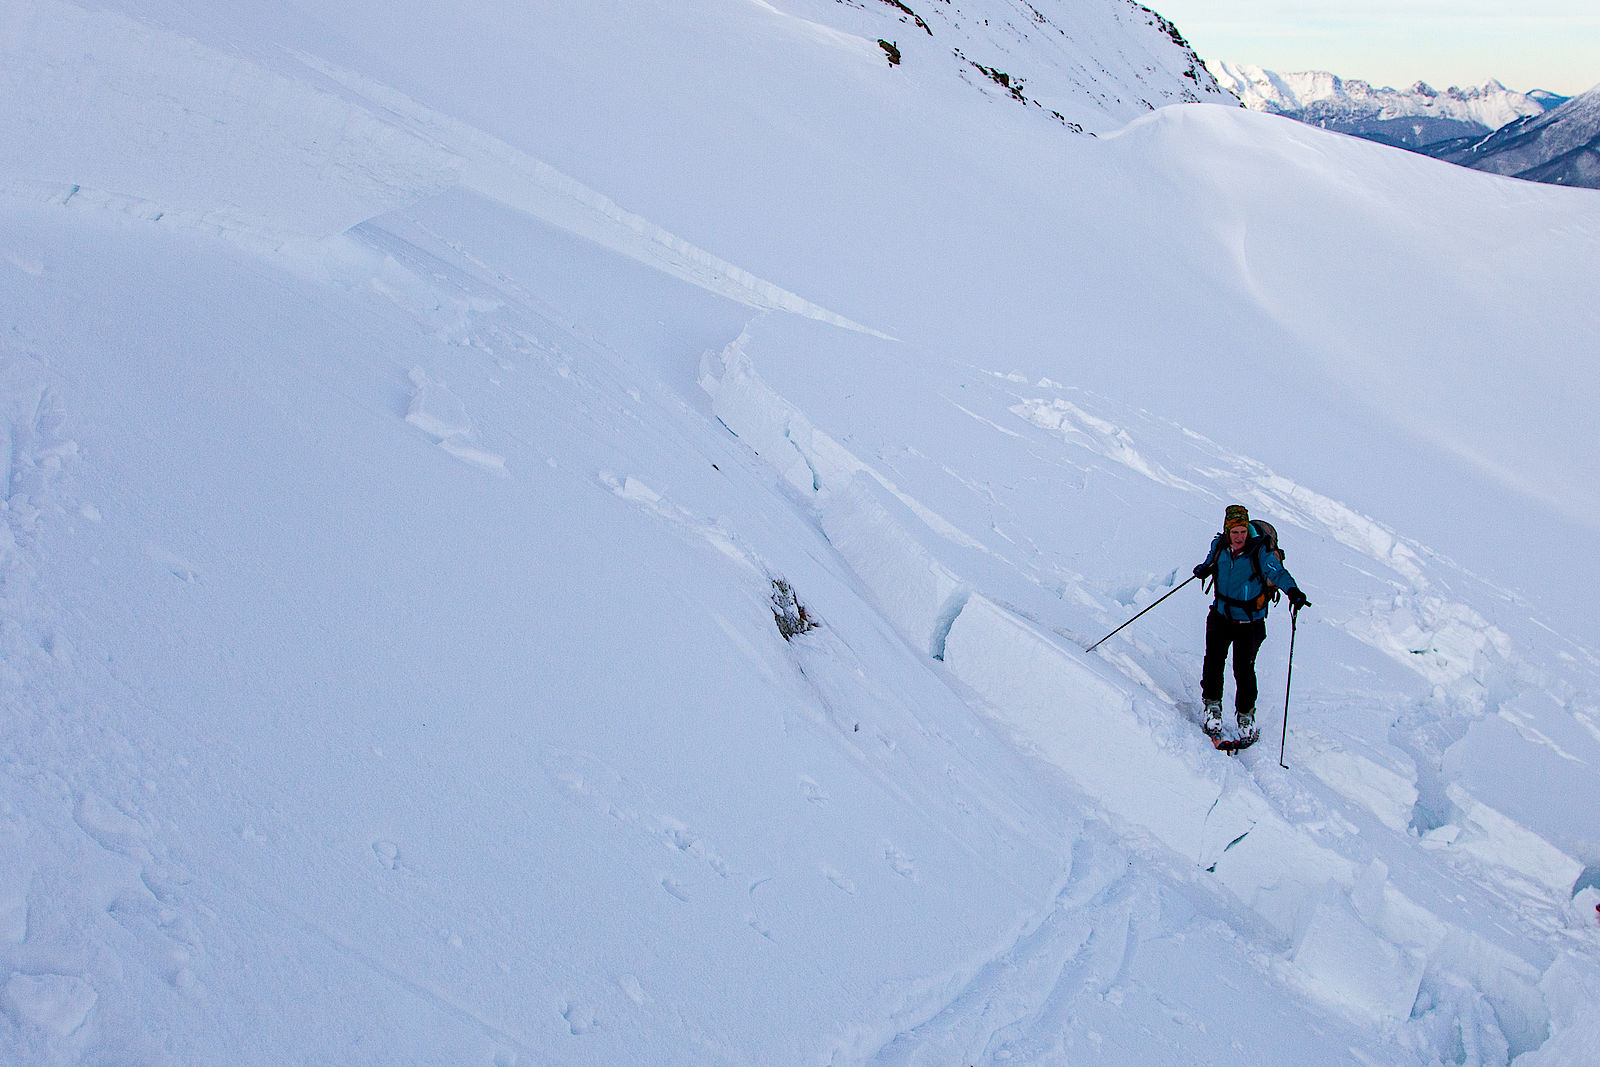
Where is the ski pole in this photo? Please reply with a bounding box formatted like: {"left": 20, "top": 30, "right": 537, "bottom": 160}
{"left": 1279, "top": 604, "right": 1300, "bottom": 769}
{"left": 1086, "top": 573, "right": 1199, "bottom": 653}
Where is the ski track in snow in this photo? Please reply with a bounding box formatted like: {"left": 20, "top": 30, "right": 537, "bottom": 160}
{"left": 865, "top": 833, "right": 1141, "bottom": 1064}
{"left": 0, "top": 345, "right": 112, "bottom": 1051}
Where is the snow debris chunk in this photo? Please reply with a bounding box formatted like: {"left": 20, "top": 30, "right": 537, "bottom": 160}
{"left": 1346, "top": 591, "right": 1511, "bottom": 693}
{"left": 439, "top": 438, "right": 508, "bottom": 475}
{"left": 1518, "top": 953, "right": 1600, "bottom": 1066}
{"left": 1011, "top": 396, "right": 1200, "bottom": 492}
{"left": 405, "top": 367, "right": 473, "bottom": 441}
{"left": 404, "top": 367, "right": 506, "bottom": 473}
{"left": 1569, "top": 886, "right": 1600, "bottom": 932}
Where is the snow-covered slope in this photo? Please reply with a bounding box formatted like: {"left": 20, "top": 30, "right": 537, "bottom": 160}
{"left": 4, "top": 1, "right": 1600, "bottom": 1064}
{"left": 1211, "top": 61, "right": 1559, "bottom": 149}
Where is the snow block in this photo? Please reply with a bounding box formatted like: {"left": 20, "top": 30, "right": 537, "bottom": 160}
{"left": 701, "top": 333, "right": 839, "bottom": 496}
{"left": 1293, "top": 883, "right": 1425, "bottom": 1023}
{"left": 942, "top": 595, "right": 1364, "bottom": 937}
{"left": 1444, "top": 782, "right": 1582, "bottom": 895}
{"left": 438, "top": 437, "right": 508, "bottom": 475}
{"left": 942, "top": 594, "right": 1222, "bottom": 844}
{"left": 405, "top": 367, "right": 472, "bottom": 441}
{"left": 1293, "top": 729, "right": 1418, "bottom": 833}
{"left": 1441, "top": 696, "right": 1600, "bottom": 884}
{"left": 820, "top": 475, "right": 968, "bottom": 658}
{"left": 403, "top": 368, "right": 505, "bottom": 472}
{"left": 303, "top": 57, "right": 891, "bottom": 334}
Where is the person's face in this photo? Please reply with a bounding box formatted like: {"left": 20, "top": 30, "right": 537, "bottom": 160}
{"left": 1228, "top": 524, "right": 1249, "bottom": 551}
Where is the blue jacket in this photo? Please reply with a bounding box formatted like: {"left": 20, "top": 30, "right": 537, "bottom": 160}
{"left": 1200, "top": 526, "right": 1300, "bottom": 623}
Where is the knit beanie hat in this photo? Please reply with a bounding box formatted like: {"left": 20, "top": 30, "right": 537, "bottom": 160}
{"left": 1224, "top": 504, "right": 1250, "bottom": 532}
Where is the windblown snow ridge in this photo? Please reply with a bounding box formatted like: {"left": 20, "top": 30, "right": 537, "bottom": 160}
{"left": 0, "top": 0, "right": 887, "bottom": 336}
{"left": 295, "top": 56, "right": 895, "bottom": 337}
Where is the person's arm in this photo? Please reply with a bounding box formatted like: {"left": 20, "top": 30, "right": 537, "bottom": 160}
{"left": 1193, "top": 534, "right": 1223, "bottom": 578}
{"left": 1262, "top": 553, "right": 1310, "bottom": 607}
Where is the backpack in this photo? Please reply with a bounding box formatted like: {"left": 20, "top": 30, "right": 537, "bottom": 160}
{"left": 1248, "top": 519, "right": 1285, "bottom": 602}
{"left": 1206, "top": 519, "right": 1286, "bottom": 611}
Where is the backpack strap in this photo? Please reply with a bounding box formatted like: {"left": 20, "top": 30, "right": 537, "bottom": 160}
{"left": 1214, "top": 587, "right": 1271, "bottom": 615}
{"left": 1243, "top": 522, "right": 1281, "bottom": 605}
{"left": 1246, "top": 524, "right": 1265, "bottom": 584}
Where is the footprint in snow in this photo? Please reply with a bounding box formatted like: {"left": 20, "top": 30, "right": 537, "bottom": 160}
{"left": 822, "top": 866, "right": 857, "bottom": 896}
{"left": 884, "top": 844, "right": 918, "bottom": 882}
{"left": 617, "top": 974, "right": 647, "bottom": 1005}
{"left": 661, "top": 877, "right": 690, "bottom": 902}
{"left": 659, "top": 818, "right": 731, "bottom": 877}
{"left": 0, "top": 841, "right": 28, "bottom": 946}
{"left": 799, "top": 776, "right": 829, "bottom": 804}
{"left": 372, "top": 840, "right": 402, "bottom": 871}
{"left": 145, "top": 543, "right": 200, "bottom": 584}
{"left": 746, "top": 913, "right": 775, "bottom": 942}
{"left": 73, "top": 792, "right": 150, "bottom": 860}
{"left": 0, "top": 891, "right": 25, "bottom": 946}
{"left": 3, "top": 972, "right": 97, "bottom": 1037}
{"left": 560, "top": 999, "right": 596, "bottom": 1035}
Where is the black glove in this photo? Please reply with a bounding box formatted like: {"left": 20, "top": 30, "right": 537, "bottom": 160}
{"left": 1193, "top": 564, "right": 1212, "bottom": 580}
{"left": 1287, "top": 588, "right": 1310, "bottom": 610}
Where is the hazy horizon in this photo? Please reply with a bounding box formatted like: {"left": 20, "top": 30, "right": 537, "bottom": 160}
{"left": 1153, "top": 0, "right": 1598, "bottom": 96}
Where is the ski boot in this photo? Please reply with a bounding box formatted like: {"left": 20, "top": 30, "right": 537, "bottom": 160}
{"left": 1202, "top": 700, "right": 1224, "bottom": 739}
{"left": 1235, "top": 706, "right": 1258, "bottom": 743}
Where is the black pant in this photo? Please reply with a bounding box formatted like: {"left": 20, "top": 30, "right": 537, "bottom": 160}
{"left": 1202, "top": 610, "right": 1267, "bottom": 713}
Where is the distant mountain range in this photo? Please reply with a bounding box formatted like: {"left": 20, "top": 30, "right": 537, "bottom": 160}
{"left": 1209, "top": 62, "right": 1600, "bottom": 189}
{"left": 1209, "top": 62, "right": 1558, "bottom": 148}
{"left": 1426, "top": 85, "right": 1600, "bottom": 189}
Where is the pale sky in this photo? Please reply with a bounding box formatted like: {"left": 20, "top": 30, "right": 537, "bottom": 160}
{"left": 1150, "top": 1, "right": 1600, "bottom": 96}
